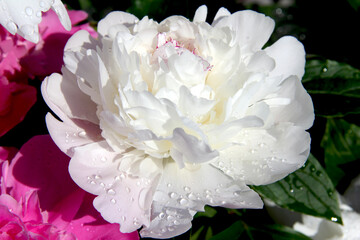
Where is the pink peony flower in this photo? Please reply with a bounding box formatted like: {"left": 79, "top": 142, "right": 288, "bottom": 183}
{"left": 0, "top": 135, "right": 139, "bottom": 240}
{"left": 0, "top": 8, "right": 97, "bottom": 137}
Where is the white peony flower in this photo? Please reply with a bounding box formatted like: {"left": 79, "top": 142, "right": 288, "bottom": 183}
{"left": 42, "top": 5, "right": 314, "bottom": 238}
{"left": 0, "top": 0, "right": 70, "bottom": 43}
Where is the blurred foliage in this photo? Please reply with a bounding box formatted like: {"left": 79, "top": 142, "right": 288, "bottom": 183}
{"left": 1, "top": 0, "right": 359, "bottom": 239}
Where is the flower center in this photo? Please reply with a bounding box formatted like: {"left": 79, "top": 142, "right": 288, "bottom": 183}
{"left": 153, "top": 32, "right": 212, "bottom": 71}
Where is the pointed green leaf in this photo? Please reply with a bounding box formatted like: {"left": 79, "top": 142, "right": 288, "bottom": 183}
{"left": 321, "top": 119, "right": 360, "bottom": 186}
{"left": 252, "top": 154, "right": 342, "bottom": 224}
{"left": 302, "top": 58, "right": 360, "bottom": 117}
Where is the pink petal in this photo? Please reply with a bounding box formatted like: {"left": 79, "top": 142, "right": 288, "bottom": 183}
{"left": 65, "top": 193, "right": 140, "bottom": 240}
{"left": 0, "top": 82, "right": 36, "bottom": 137}
{"left": 7, "top": 135, "right": 78, "bottom": 211}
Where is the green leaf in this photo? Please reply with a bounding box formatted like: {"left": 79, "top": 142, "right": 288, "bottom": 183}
{"left": 194, "top": 206, "right": 217, "bottom": 218}
{"left": 250, "top": 224, "right": 312, "bottom": 240}
{"left": 252, "top": 154, "right": 342, "bottom": 224}
{"left": 347, "top": 0, "right": 360, "bottom": 10}
{"left": 302, "top": 58, "right": 360, "bottom": 117}
{"left": 321, "top": 119, "right": 360, "bottom": 186}
{"left": 209, "top": 221, "right": 245, "bottom": 240}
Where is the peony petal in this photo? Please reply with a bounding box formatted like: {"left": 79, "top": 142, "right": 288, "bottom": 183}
{"left": 7, "top": 135, "right": 79, "bottom": 212}
{"left": 0, "top": 82, "right": 37, "bottom": 138}
{"left": 213, "top": 10, "right": 275, "bottom": 53}
{"left": 193, "top": 5, "right": 208, "bottom": 23}
{"left": 170, "top": 128, "right": 218, "bottom": 167}
{"left": 98, "top": 11, "right": 138, "bottom": 37}
{"left": 45, "top": 113, "right": 102, "bottom": 157}
{"left": 140, "top": 203, "right": 196, "bottom": 239}
{"left": 0, "top": 0, "right": 70, "bottom": 43}
{"left": 267, "top": 76, "right": 314, "bottom": 129}
{"left": 265, "top": 36, "right": 306, "bottom": 79}
{"left": 213, "top": 7, "right": 231, "bottom": 23}
{"left": 69, "top": 141, "right": 160, "bottom": 233}
{"left": 213, "top": 124, "right": 310, "bottom": 185}
{"left": 65, "top": 193, "right": 140, "bottom": 240}
{"left": 44, "top": 70, "right": 99, "bottom": 124}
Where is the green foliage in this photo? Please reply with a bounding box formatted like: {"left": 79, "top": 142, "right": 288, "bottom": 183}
{"left": 322, "top": 119, "right": 360, "bottom": 186}
{"left": 252, "top": 154, "right": 343, "bottom": 224}
{"left": 303, "top": 58, "right": 360, "bottom": 117}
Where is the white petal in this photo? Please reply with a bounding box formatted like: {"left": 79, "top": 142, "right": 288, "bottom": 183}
{"left": 98, "top": 11, "right": 139, "bottom": 37}
{"left": 45, "top": 113, "right": 102, "bottom": 156}
{"left": 213, "top": 10, "right": 275, "bottom": 53}
{"left": 44, "top": 69, "right": 99, "bottom": 124}
{"left": 69, "top": 142, "right": 160, "bottom": 233}
{"left": 140, "top": 203, "right": 196, "bottom": 239}
{"left": 193, "top": 5, "right": 207, "bottom": 23}
{"left": 265, "top": 36, "right": 306, "bottom": 79}
{"left": 154, "top": 161, "right": 263, "bottom": 211}
{"left": 51, "top": 0, "right": 71, "bottom": 30}
{"left": 170, "top": 128, "right": 218, "bottom": 167}
{"left": 213, "top": 124, "right": 310, "bottom": 185}
{"left": 213, "top": 7, "right": 231, "bottom": 23}
{"left": 268, "top": 76, "right": 314, "bottom": 129}
{"left": 0, "top": 0, "right": 70, "bottom": 43}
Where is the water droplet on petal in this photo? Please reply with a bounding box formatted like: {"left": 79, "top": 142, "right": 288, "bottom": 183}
{"left": 25, "top": 7, "right": 33, "bottom": 16}
{"left": 179, "top": 198, "right": 188, "bottom": 206}
{"left": 158, "top": 212, "right": 165, "bottom": 219}
{"left": 100, "top": 156, "right": 107, "bottom": 162}
{"left": 173, "top": 220, "right": 180, "bottom": 225}
{"left": 107, "top": 189, "right": 116, "bottom": 195}
{"left": 125, "top": 187, "right": 131, "bottom": 193}
{"left": 6, "top": 21, "right": 17, "bottom": 34}
{"left": 110, "top": 198, "right": 116, "bottom": 204}
{"left": 78, "top": 131, "right": 86, "bottom": 137}
{"left": 184, "top": 186, "right": 191, "bottom": 192}
{"left": 169, "top": 192, "right": 178, "bottom": 199}
{"left": 187, "top": 193, "right": 197, "bottom": 200}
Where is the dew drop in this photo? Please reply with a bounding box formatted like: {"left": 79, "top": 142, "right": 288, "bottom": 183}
{"left": 187, "top": 193, "right": 197, "bottom": 200}
{"left": 36, "top": 11, "right": 42, "bottom": 18}
{"left": 167, "top": 183, "right": 172, "bottom": 188}
{"left": 125, "top": 187, "right": 131, "bottom": 193}
{"left": 133, "top": 218, "right": 140, "bottom": 226}
{"left": 100, "top": 156, "right": 107, "bottom": 162}
{"left": 99, "top": 182, "right": 105, "bottom": 188}
{"left": 78, "top": 131, "right": 86, "bottom": 137}
{"left": 110, "top": 198, "right": 116, "bottom": 204}
{"left": 290, "top": 189, "right": 294, "bottom": 193}
{"left": 6, "top": 21, "right": 17, "bottom": 34}
{"left": 179, "top": 198, "right": 188, "bottom": 206}
{"left": 169, "top": 192, "right": 178, "bottom": 199}
{"left": 184, "top": 186, "right": 191, "bottom": 192}
{"left": 316, "top": 171, "right": 323, "bottom": 177}
{"left": 322, "top": 67, "right": 328, "bottom": 73}
{"left": 39, "top": 0, "right": 46, "bottom": 8}
{"left": 173, "top": 220, "right": 180, "bottom": 225}
{"left": 107, "top": 189, "right": 116, "bottom": 195}
{"left": 94, "top": 175, "right": 101, "bottom": 180}
{"left": 121, "top": 216, "right": 126, "bottom": 222}
{"left": 25, "top": 7, "right": 33, "bottom": 16}
{"left": 158, "top": 212, "right": 165, "bottom": 219}
{"left": 328, "top": 190, "right": 334, "bottom": 196}
{"left": 167, "top": 215, "right": 174, "bottom": 221}
{"left": 168, "top": 227, "right": 174, "bottom": 232}
{"left": 331, "top": 217, "right": 338, "bottom": 222}
{"left": 89, "top": 180, "right": 96, "bottom": 185}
